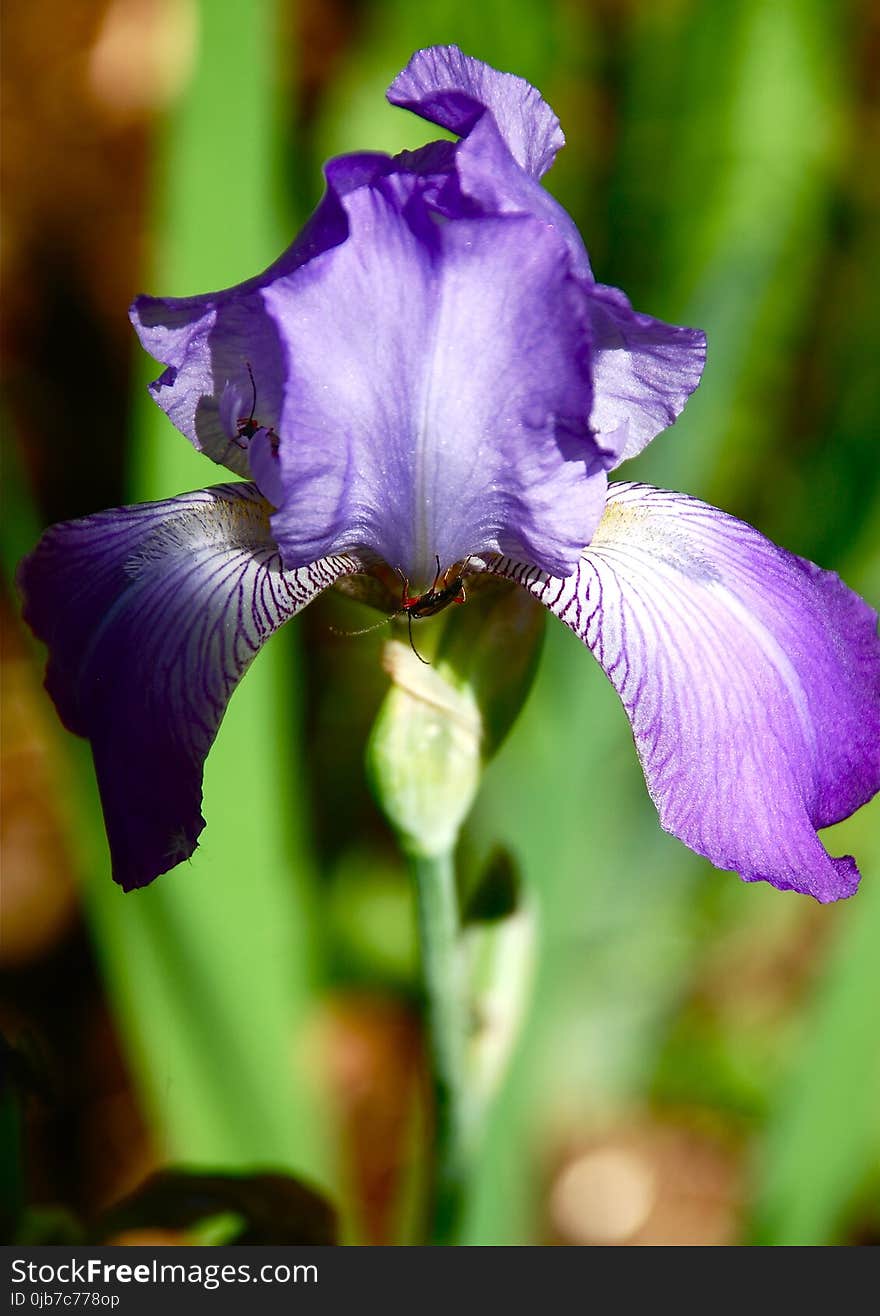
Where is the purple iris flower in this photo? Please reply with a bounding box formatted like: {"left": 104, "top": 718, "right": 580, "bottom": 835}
{"left": 18, "top": 46, "right": 879, "bottom": 899}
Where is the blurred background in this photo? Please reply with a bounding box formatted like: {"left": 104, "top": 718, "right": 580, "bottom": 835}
{"left": 2, "top": 0, "right": 879, "bottom": 1246}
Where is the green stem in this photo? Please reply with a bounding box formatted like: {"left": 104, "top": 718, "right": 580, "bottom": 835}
{"left": 411, "top": 848, "right": 470, "bottom": 1245}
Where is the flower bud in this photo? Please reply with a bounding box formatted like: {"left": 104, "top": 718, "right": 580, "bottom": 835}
{"left": 367, "top": 579, "right": 545, "bottom": 859}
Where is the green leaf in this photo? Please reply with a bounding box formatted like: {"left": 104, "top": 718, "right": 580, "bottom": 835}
{"left": 749, "top": 799, "right": 880, "bottom": 1245}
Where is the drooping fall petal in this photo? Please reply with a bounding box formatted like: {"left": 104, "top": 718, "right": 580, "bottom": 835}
{"left": 488, "top": 483, "right": 880, "bottom": 901}
{"left": 18, "top": 484, "right": 362, "bottom": 889}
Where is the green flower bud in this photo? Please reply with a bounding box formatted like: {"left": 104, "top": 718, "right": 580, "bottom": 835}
{"left": 367, "top": 578, "right": 545, "bottom": 859}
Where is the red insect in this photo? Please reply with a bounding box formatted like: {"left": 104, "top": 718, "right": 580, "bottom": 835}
{"left": 397, "top": 555, "right": 471, "bottom": 664}
{"left": 234, "top": 362, "right": 279, "bottom": 455}
{"left": 332, "top": 555, "right": 473, "bottom": 664}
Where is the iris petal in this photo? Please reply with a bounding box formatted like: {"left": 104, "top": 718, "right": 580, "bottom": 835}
{"left": 489, "top": 483, "right": 880, "bottom": 901}
{"left": 449, "top": 110, "right": 593, "bottom": 280}
{"left": 387, "top": 43, "right": 565, "bottom": 179}
{"left": 131, "top": 47, "right": 707, "bottom": 551}
{"left": 128, "top": 172, "right": 358, "bottom": 478}
{"left": 18, "top": 484, "right": 361, "bottom": 889}
{"left": 264, "top": 183, "right": 604, "bottom": 584}
{"left": 586, "top": 286, "right": 707, "bottom": 464}
{"left": 386, "top": 47, "right": 705, "bottom": 451}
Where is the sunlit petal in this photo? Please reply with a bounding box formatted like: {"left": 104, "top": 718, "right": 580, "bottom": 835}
{"left": 587, "top": 286, "right": 707, "bottom": 464}
{"left": 387, "top": 43, "right": 565, "bottom": 179}
{"left": 488, "top": 483, "right": 880, "bottom": 901}
{"left": 265, "top": 184, "right": 604, "bottom": 583}
{"left": 18, "top": 484, "right": 362, "bottom": 889}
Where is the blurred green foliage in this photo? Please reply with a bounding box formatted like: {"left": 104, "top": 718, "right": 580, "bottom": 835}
{"left": 5, "top": 0, "right": 878, "bottom": 1246}
{"left": 115, "top": 0, "right": 333, "bottom": 1187}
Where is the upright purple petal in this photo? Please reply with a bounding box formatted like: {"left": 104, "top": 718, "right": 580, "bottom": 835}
{"left": 586, "top": 286, "right": 707, "bottom": 465}
{"left": 448, "top": 110, "right": 594, "bottom": 280}
{"left": 128, "top": 168, "right": 361, "bottom": 480}
{"left": 488, "top": 483, "right": 880, "bottom": 901}
{"left": 131, "top": 47, "right": 706, "bottom": 536}
{"left": 386, "top": 50, "right": 705, "bottom": 455}
{"left": 264, "top": 183, "right": 605, "bottom": 585}
{"left": 18, "top": 484, "right": 361, "bottom": 889}
{"left": 130, "top": 296, "right": 282, "bottom": 480}
{"left": 387, "top": 44, "right": 564, "bottom": 179}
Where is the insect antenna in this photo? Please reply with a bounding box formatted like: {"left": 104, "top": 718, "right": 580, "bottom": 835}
{"left": 407, "top": 610, "right": 429, "bottom": 665}
{"left": 329, "top": 611, "right": 401, "bottom": 640}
